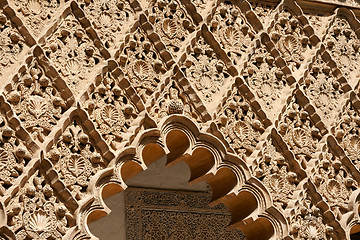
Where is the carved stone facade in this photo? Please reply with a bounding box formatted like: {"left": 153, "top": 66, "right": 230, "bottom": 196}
{"left": 1, "top": 0, "right": 360, "bottom": 239}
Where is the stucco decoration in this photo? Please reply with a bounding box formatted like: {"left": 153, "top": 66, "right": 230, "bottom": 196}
{"left": 0, "top": 0, "right": 360, "bottom": 239}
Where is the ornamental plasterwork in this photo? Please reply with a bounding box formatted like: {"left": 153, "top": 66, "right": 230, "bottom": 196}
{"left": 82, "top": 69, "right": 142, "bottom": 150}
{"left": 4, "top": 53, "right": 72, "bottom": 143}
{"left": 242, "top": 43, "right": 292, "bottom": 120}
{"left": 148, "top": 80, "right": 203, "bottom": 122}
{"left": 116, "top": 24, "right": 168, "bottom": 103}
{"left": 268, "top": 7, "right": 317, "bottom": 72}
{"left": 310, "top": 145, "right": 357, "bottom": 220}
{"left": 333, "top": 99, "right": 360, "bottom": 172}
{"left": 6, "top": 170, "right": 73, "bottom": 240}
{"left": 1, "top": 0, "right": 360, "bottom": 239}
{"left": 40, "top": 14, "right": 105, "bottom": 96}
{"left": 251, "top": 136, "right": 303, "bottom": 210}
{"left": 249, "top": 0, "right": 278, "bottom": 28}
{"left": 276, "top": 93, "right": 325, "bottom": 165}
{"left": 148, "top": 0, "right": 196, "bottom": 58}
{"left": 0, "top": 114, "right": 31, "bottom": 195}
{"left": 300, "top": 50, "right": 351, "bottom": 127}
{"left": 79, "top": 0, "right": 137, "bottom": 51}
{"left": 0, "top": 9, "right": 27, "bottom": 78}
{"left": 209, "top": 0, "right": 255, "bottom": 66}
{"left": 46, "top": 119, "right": 109, "bottom": 200}
{"left": 288, "top": 187, "right": 343, "bottom": 239}
{"left": 180, "top": 34, "right": 234, "bottom": 105}
{"left": 323, "top": 16, "right": 360, "bottom": 89}
{"left": 8, "top": 0, "right": 65, "bottom": 38}
{"left": 215, "top": 81, "right": 266, "bottom": 159}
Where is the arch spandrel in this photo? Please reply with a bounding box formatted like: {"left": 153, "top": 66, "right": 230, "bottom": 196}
{"left": 1, "top": 0, "right": 360, "bottom": 239}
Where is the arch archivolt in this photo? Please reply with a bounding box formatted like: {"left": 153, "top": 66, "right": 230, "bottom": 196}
{"left": 72, "top": 114, "right": 288, "bottom": 240}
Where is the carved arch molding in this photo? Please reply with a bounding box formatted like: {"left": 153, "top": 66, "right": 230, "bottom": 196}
{"left": 1, "top": 0, "right": 360, "bottom": 239}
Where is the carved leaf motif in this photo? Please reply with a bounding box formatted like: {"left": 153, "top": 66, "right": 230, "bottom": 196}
{"left": 292, "top": 128, "right": 308, "bottom": 148}
{"left": 0, "top": 149, "right": 8, "bottom": 169}
{"left": 282, "top": 35, "right": 300, "bottom": 52}
{"left": 27, "top": 0, "right": 42, "bottom": 14}
{"left": 346, "top": 135, "right": 360, "bottom": 156}
{"left": 66, "top": 59, "right": 80, "bottom": 75}
{"left": 67, "top": 155, "right": 86, "bottom": 177}
{"left": 326, "top": 179, "right": 341, "bottom": 199}
{"left": 26, "top": 96, "right": 47, "bottom": 119}
{"left": 300, "top": 220, "right": 325, "bottom": 239}
{"left": 101, "top": 104, "right": 125, "bottom": 126}
{"left": 132, "top": 60, "right": 153, "bottom": 80}
{"left": 222, "top": 26, "right": 241, "bottom": 47}
{"left": 234, "top": 122, "right": 250, "bottom": 142}
{"left": 28, "top": 210, "right": 52, "bottom": 232}
{"left": 99, "top": 13, "right": 111, "bottom": 27}
{"left": 162, "top": 19, "right": 178, "bottom": 39}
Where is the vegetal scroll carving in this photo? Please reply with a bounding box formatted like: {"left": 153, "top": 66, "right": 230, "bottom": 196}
{"left": 41, "top": 14, "right": 104, "bottom": 95}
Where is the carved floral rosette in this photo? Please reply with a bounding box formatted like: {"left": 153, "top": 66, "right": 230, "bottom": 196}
{"left": 181, "top": 34, "right": 234, "bottom": 105}
{"left": 300, "top": 51, "right": 350, "bottom": 127}
{"left": 268, "top": 7, "right": 315, "bottom": 72}
{"left": 323, "top": 15, "right": 360, "bottom": 89}
{"left": 210, "top": 0, "right": 255, "bottom": 66}
{"left": 79, "top": 0, "right": 136, "bottom": 49}
{"left": 242, "top": 44, "right": 291, "bottom": 120}
{"left": 5, "top": 55, "right": 68, "bottom": 142}
{"left": 277, "top": 94, "right": 323, "bottom": 163}
{"left": 149, "top": 0, "right": 196, "bottom": 58}
{"left": 310, "top": 146, "right": 357, "bottom": 220}
{"left": 288, "top": 188, "right": 339, "bottom": 239}
{"left": 46, "top": 120, "right": 107, "bottom": 200}
{"left": 116, "top": 26, "right": 168, "bottom": 103}
{"left": 83, "top": 73, "right": 139, "bottom": 150}
{"left": 41, "top": 14, "right": 104, "bottom": 95}
{"left": 216, "top": 84, "right": 264, "bottom": 158}
{"left": 8, "top": 0, "right": 62, "bottom": 37}
{"left": 252, "top": 138, "right": 299, "bottom": 210}
{"left": 6, "top": 171, "right": 71, "bottom": 240}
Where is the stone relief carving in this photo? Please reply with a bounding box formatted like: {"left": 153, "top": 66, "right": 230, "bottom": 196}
{"left": 324, "top": 17, "right": 360, "bottom": 89}
{"left": 0, "top": 0, "right": 359, "bottom": 239}
{"left": 311, "top": 148, "right": 357, "bottom": 220}
{"left": 288, "top": 188, "right": 339, "bottom": 240}
{"left": 46, "top": 120, "right": 106, "bottom": 200}
{"left": 148, "top": 80, "right": 199, "bottom": 121}
{"left": 41, "top": 14, "right": 104, "bottom": 95}
{"left": 0, "top": 10, "right": 26, "bottom": 77}
{"left": 83, "top": 72, "right": 139, "bottom": 150}
{"left": 300, "top": 54, "right": 350, "bottom": 127}
{"left": 9, "top": 0, "right": 63, "bottom": 37}
{"left": 209, "top": 1, "right": 255, "bottom": 66}
{"left": 268, "top": 9, "right": 313, "bottom": 71}
{"left": 148, "top": 0, "right": 196, "bottom": 58}
{"left": 5, "top": 57, "right": 67, "bottom": 142}
{"left": 79, "top": 0, "right": 136, "bottom": 49}
{"left": 116, "top": 26, "right": 167, "bottom": 103}
{"left": 250, "top": 0, "right": 278, "bottom": 27}
{"left": 181, "top": 36, "right": 232, "bottom": 105}
{"left": 216, "top": 85, "right": 264, "bottom": 158}
{"left": 0, "top": 111, "right": 31, "bottom": 195}
{"left": 333, "top": 101, "right": 360, "bottom": 172}
{"left": 242, "top": 45, "right": 290, "bottom": 120}
{"left": 277, "top": 95, "right": 322, "bottom": 165}
{"left": 252, "top": 138, "right": 298, "bottom": 210}
{"left": 6, "top": 170, "right": 73, "bottom": 240}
